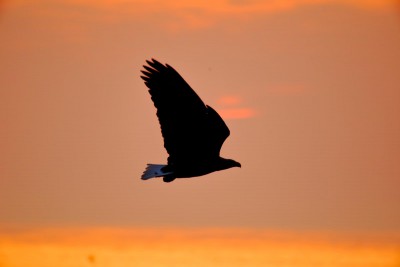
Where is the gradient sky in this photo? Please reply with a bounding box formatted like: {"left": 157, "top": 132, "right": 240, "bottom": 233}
{"left": 1, "top": 0, "right": 400, "bottom": 232}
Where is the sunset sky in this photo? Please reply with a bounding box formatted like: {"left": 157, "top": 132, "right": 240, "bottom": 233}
{"left": 1, "top": 1, "right": 400, "bottom": 264}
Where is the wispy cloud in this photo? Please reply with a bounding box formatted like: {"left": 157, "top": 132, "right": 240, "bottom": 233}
{"left": 216, "top": 95, "right": 256, "bottom": 119}
{"left": 44, "top": 0, "right": 398, "bottom": 12}
{"left": 218, "top": 108, "right": 256, "bottom": 119}
{"left": 217, "top": 95, "right": 242, "bottom": 106}
{"left": 5, "top": 0, "right": 397, "bottom": 31}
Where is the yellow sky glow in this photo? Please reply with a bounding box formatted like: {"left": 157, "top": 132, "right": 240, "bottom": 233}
{"left": 0, "top": 227, "right": 399, "bottom": 267}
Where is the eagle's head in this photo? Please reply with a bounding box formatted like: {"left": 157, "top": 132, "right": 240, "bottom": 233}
{"left": 217, "top": 158, "right": 241, "bottom": 171}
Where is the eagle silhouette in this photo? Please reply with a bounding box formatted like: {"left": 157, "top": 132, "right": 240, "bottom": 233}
{"left": 140, "top": 59, "right": 241, "bottom": 182}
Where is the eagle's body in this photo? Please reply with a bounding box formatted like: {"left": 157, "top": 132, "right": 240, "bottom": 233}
{"left": 140, "top": 59, "right": 240, "bottom": 182}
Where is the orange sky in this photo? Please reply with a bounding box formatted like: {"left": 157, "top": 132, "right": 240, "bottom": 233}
{"left": 1, "top": 0, "right": 400, "bottom": 234}
{"left": 0, "top": 227, "right": 399, "bottom": 267}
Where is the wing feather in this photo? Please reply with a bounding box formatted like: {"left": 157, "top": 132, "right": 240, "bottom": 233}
{"left": 140, "top": 59, "right": 230, "bottom": 164}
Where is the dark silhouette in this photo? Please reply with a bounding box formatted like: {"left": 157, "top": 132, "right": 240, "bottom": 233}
{"left": 140, "top": 59, "right": 241, "bottom": 182}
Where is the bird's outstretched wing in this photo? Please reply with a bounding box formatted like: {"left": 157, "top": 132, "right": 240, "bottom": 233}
{"left": 140, "top": 59, "right": 230, "bottom": 164}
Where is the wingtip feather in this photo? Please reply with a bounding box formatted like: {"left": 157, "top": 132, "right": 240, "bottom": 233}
{"left": 140, "top": 70, "right": 152, "bottom": 76}
{"left": 140, "top": 75, "right": 151, "bottom": 82}
{"left": 143, "top": 65, "right": 155, "bottom": 73}
{"left": 146, "top": 58, "right": 165, "bottom": 70}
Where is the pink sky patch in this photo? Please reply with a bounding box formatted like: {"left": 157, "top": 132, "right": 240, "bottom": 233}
{"left": 216, "top": 95, "right": 256, "bottom": 119}
{"left": 218, "top": 108, "right": 256, "bottom": 119}
{"left": 217, "top": 95, "right": 242, "bottom": 106}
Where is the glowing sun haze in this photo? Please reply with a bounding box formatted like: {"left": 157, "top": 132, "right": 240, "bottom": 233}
{"left": 0, "top": 227, "right": 399, "bottom": 267}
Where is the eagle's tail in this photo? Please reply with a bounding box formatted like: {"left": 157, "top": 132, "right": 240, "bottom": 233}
{"left": 141, "top": 164, "right": 173, "bottom": 180}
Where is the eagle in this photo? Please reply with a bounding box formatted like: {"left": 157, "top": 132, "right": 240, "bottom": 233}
{"left": 140, "top": 59, "right": 241, "bottom": 182}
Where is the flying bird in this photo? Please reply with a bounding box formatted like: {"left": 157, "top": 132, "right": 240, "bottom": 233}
{"left": 140, "top": 59, "right": 241, "bottom": 182}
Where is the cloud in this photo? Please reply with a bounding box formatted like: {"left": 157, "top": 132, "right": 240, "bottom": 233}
{"left": 66, "top": 0, "right": 397, "bottom": 13}
{"left": 215, "top": 85, "right": 307, "bottom": 120}
{"left": 217, "top": 95, "right": 242, "bottom": 106}
{"left": 216, "top": 95, "right": 256, "bottom": 119}
{"left": 218, "top": 108, "right": 256, "bottom": 119}
{"left": 5, "top": 0, "right": 397, "bottom": 31}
